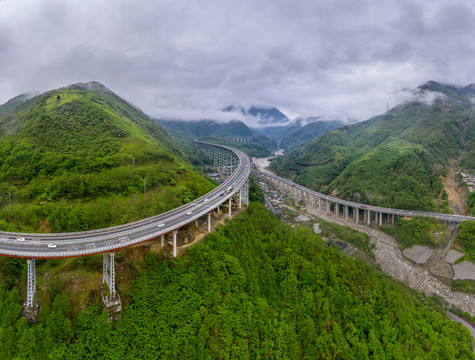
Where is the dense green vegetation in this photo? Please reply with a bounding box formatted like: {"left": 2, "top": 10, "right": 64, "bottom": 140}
{"left": 157, "top": 119, "right": 278, "bottom": 159}
{"left": 381, "top": 218, "right": 446, "bottom": 249}
{"left": 455, "top": 220, "right": 475, "bottom": 263}
{"left": 270, "top": 82, "right": 475, "bottom": 212}
{"left": 249, "top": 177, "right": 265, "bottom": 204}
{"left": 467, "top": 193, "right": 475, "bottom": 215}
{"left": 0, "top": 203, "right": 472, "bottom": 358}
{"left": 317, "top": 219, "right": 375, "bottom": 260}
{"left": 451, "top": 280, "right": 475, "bottom": 294}
{"left": 0, "top": 83, "right": 214, "bottom": 232}
{"left": 279, "top": 120, "right": 344, "bottom": 150}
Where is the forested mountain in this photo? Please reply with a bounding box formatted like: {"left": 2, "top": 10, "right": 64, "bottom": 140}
{"left": 270, "top": 81, "right": 475, "bottom": 212}
{"left": 0, "top": 82, "right": 214, "bottom": 232}
{"left": 0, "top": 203, "right": 472, "bottom": 358}
{"left": 254, "top": 117, "right": 343, "bottom": 147}
{"left": 156, "top": 118, "right": 278, "bottom": 158}
{"left": 279, "top": 119, "right": 344, "bottom": 150}
{"left": 0, "top": 92, "right": 39, "bottom": 118}
{"left": 223, "top": 106, "right": 290, "bottom": 125}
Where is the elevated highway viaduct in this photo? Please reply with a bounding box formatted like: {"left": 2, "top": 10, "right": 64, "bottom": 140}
{"left": 253, "top": 170, "right": 475, "bottom": 225}
{"left": 0, "top": 141, "right": 251, "bottom": 318}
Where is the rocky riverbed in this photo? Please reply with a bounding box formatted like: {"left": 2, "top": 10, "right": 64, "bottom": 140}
{"left": 304, "top": 205, "right": 475, "bottom": 317}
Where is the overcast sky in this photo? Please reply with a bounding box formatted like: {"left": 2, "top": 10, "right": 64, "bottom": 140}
{"left": 1, "top": 0, "right": 475, "bottom": 123}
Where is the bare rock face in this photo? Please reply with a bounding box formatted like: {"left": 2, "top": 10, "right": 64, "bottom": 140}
{"left": 403, "top": 245, "right": 433, "bottom": 265}
{"left": 445, "top": 249, "right": 465, "bottom": 264}
{"left": 453, "top": 261, "right": 475, "bottom": 280}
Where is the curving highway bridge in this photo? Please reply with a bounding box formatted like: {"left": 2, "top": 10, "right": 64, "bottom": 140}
{"left": 252, "top": 170, "right": 475, "bottom": 225}
{"left": 0, "top": 141, "right": 252, "bottom": 315}
{"left": 6, "top": 139, "right": 475, "bottom": 317}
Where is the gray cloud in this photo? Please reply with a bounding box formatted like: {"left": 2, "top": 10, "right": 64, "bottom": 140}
{"left": 1, "top": 0, "right": 475, "bottom": 123}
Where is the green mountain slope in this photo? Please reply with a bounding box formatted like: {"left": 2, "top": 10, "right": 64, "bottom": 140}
{"left": 1, "top": 203, "right": 472, "bottom": 358}
{"left": 279, "top": 119, "right": 344, "bottom": 150}
{"left": 270, "top": 82, "right": 475, "bottom": 211}
{"left": 0, "top": 82, "right": 214, "bottom": 232}
{"left": 157, "top": 118, "right": 278, "bottom": 159}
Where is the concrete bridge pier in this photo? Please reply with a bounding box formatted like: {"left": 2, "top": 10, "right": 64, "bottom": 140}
{"left": 228, "top": 198, "right": 232, "bottom": 217}
{"left": 345, "top": 205, "right": 349, "bottom": 220}
{"left": 102, "top": 252, "right": 122, "bottom": 320}
{"left": 172, "top": 231, "right": 178, "bottom": 257}
{"left": 238, "top": 179, "right": 249, "bottom": 207}
{"left": 367, "top": 210, "right": 370, "bottom": 225}
{"left": 103, "top": 252, "right": 116, "bottom": 296}
{"left": 318, "top": 197, "right": 321, "bottom": 210}
{"left": 326, "top": 200, "right": 330, "bottom": 214}
{"left": 336, "top": 203, "right": 340, "bottom": 218}
{"left": 208, "top": 212, "right": 212, "bottom": 233}
{"left": 161, "top": 235, "right": 165, "bottom": 247}
{"left": 22, "top": 258, "right": 38, "bottom": 321}
{"left": 379, "top": 212, "right": 383, "bottom": 226}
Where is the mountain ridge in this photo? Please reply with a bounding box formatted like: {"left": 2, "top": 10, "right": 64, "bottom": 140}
{"left": 0, "top": 82, "right": 213, "bottom": 233}
{"left": 270, "top": 81, "right": 475, "bottom": 213}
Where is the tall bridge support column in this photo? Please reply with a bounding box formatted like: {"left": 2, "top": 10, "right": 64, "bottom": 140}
{"left": 172, "top": 231, "right": 178, "bottom": 257}
{"left": 161, "top": 235, "right": 165, "bottom": 247}
{"left": 326, "top": 200, "right": 330, "bottom": 214}
{"left": 22, "top": 258, "right": 38, "bottom": 321}
{"left": 103, "top": 252, "right": 116, "bottom": 296}
{"left": 243, "top": 179, "right": 249, "bottom": 205}
{"left": 345, "top": 205, "right": 349, "bottom": 220}
{"left": 27, "top": 258, "right": 36, "bottom": 308}
{"left": 336, "top": 203, "right": 339, "bottom": 218}
{"left": 228, "top": 198, "right": 232, "bottom": 217}
{"left": 354, "top": 208, "right": 358, "bottom": 223}
{"left": 379, "top": 212, "right": 383, "bottom": 226}
{"left": 392, "top": 214, "right": 395, "bottom": 226}
{"left": 367, "top": 210, "right": 370, "bottom": 225}
{"left": 318, "top": 197, "right": 321, "bottom": 210}
{"left": 208, "top": 212, "right": 212, "bottom": 233}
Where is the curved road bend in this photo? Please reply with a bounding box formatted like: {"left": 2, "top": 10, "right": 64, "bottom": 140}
{"left": 0, "top": 142, "right": 252, "bottom": 259}
{"left": 446, "top": 311, "right": 475, "bottom": 352}
{"left": 253, "top": 170, "right": 475, "bottom": 223}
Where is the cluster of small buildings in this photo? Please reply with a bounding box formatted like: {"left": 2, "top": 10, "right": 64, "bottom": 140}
{"left": 459, "top": 171, "right": 475, "bottom": 192}
{"left": 206, "top": 172, "right": 223, "bottom": 183}
{"left": 259, "top": 181, "right": 288, "bottom": 218}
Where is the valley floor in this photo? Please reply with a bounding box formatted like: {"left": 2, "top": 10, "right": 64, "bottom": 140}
{"left": 253, "top": 156, "right": 475, "bottom": 317}
{"left": 303, "top": 205, "right": 475, "bottom": 317}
